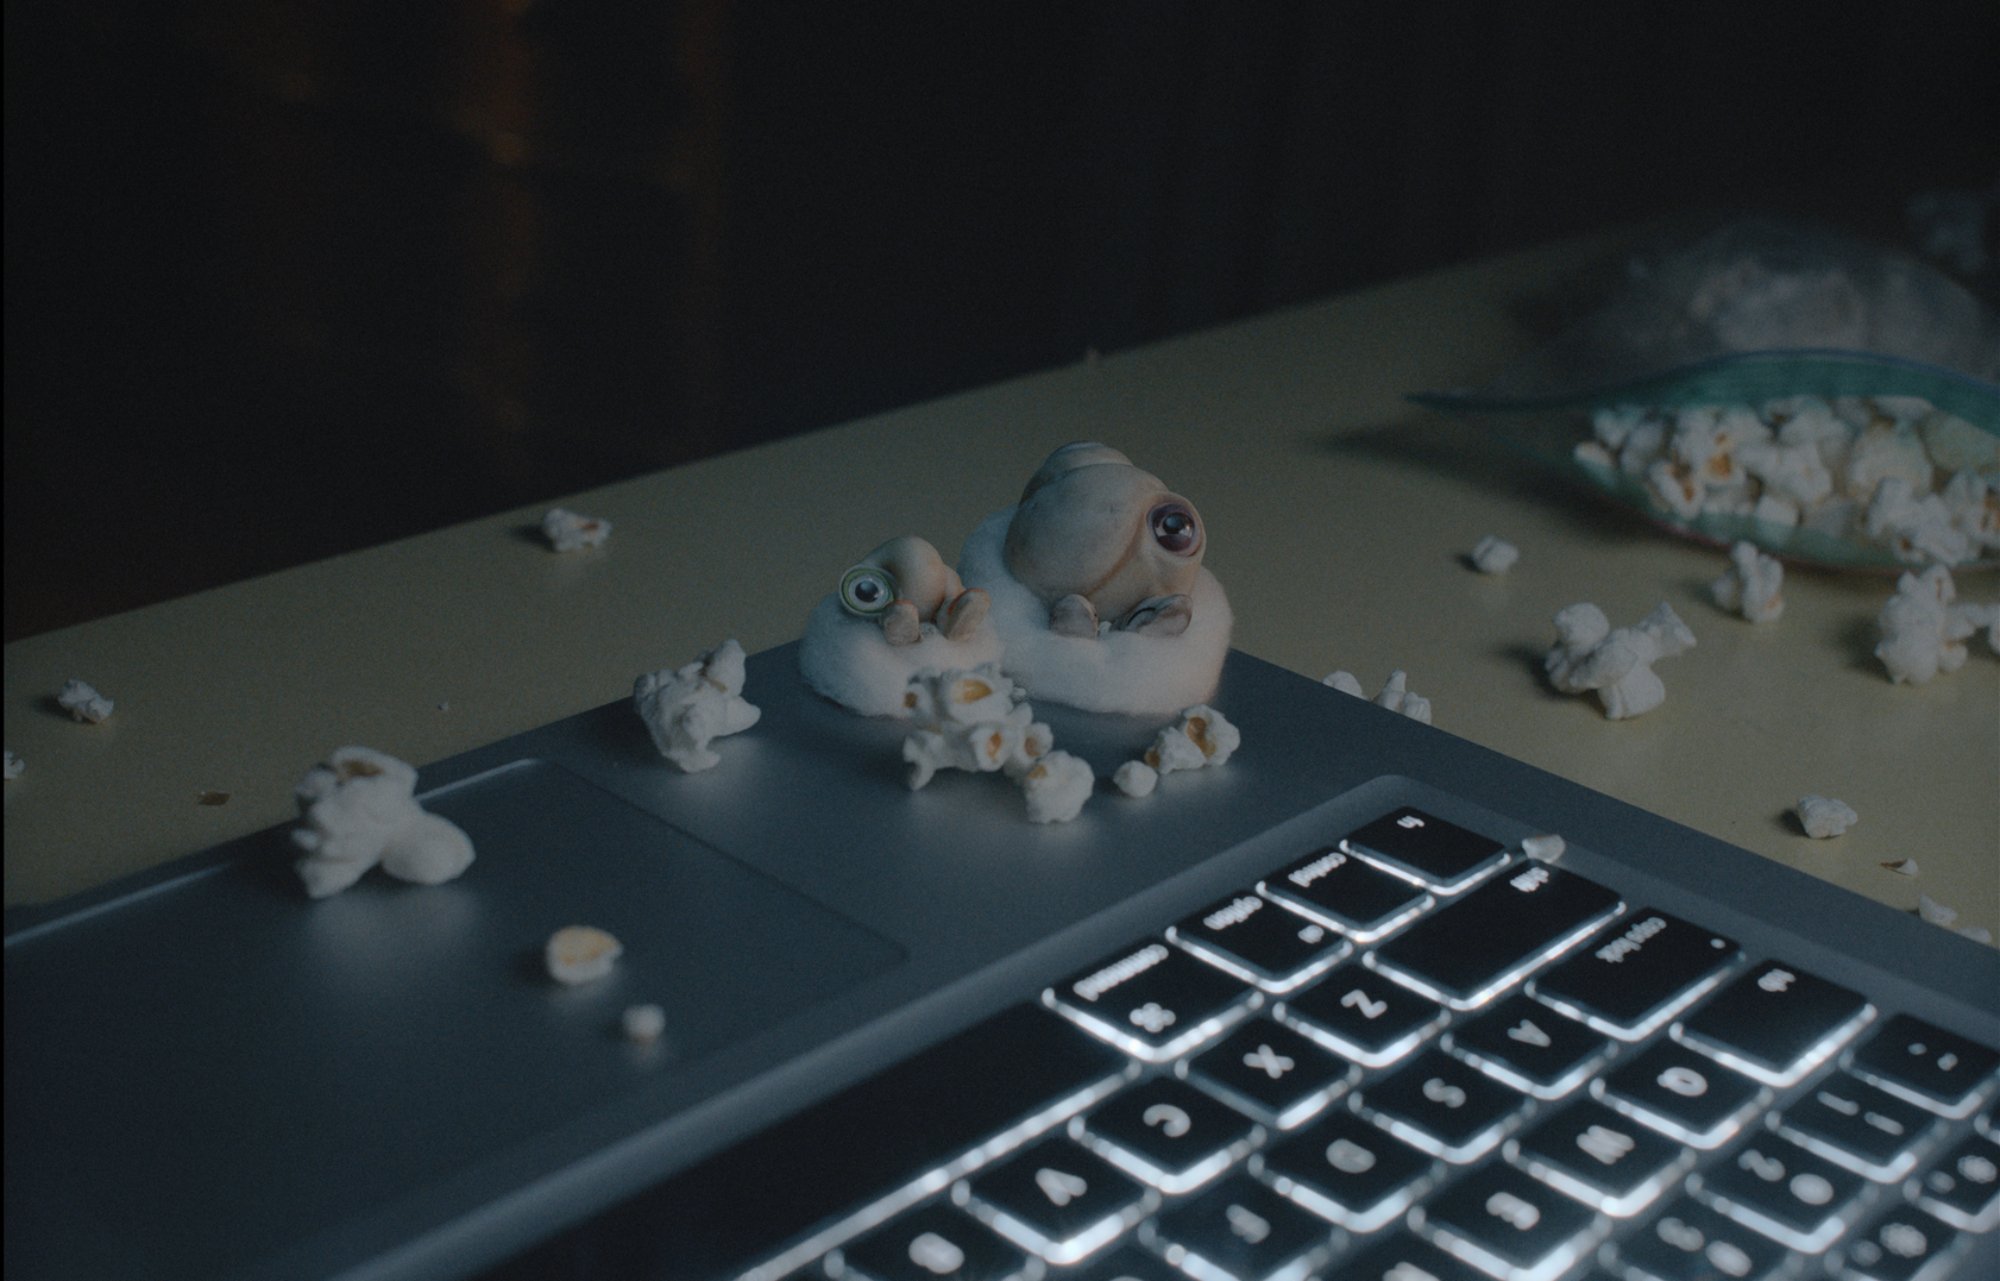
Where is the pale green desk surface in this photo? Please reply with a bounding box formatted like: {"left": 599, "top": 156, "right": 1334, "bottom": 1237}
{"left": 7, "top": 230, "right": 1997, "bottom": 940}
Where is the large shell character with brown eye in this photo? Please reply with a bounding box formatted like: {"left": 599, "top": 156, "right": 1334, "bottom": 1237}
{"left": 837, "top": 535, "right": 990, "bottom": 646}
{"left": 1002, "top": 443, "right": 1205, "bottom": 637}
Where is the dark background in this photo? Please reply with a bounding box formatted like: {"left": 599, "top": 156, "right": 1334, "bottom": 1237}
{"left": 6, "top": 1, "right": 1998, "bottom": 639}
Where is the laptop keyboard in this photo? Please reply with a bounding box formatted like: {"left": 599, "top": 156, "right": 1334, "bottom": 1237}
{"left": 502, "top": 803, "right": 2000, "bottom": 1281}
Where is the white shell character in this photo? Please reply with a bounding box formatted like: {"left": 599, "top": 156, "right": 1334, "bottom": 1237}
{"left": 1795, "top": 795, "right": 1858, "bottom": 839}
{"left": 542, "top": 507, "right": 611, "bottom": 552}
{"left": 1469, "top": 536, "right": 1519, "bottom": 574}
{"left": 1545, "top": 602, "right": 1696, "bottom": 720}
{"left": 56, "top": 679, "right": 115, "bottom": 724}
{"left": 291, "top": 746, "right": 476, "bottom": 898}
{"left": 1874, "top": 567, "right": 1975, "bottom": 685}
{"left": 1020, "top": 750, "right": 1096, "bottom": 824}
{"left": 837, "top": 535, "right": 990, "bottom": 646}
{"left": 545, "top": 925, "right": 622, "bottom": 985}
{"left": 634, "top": 639, "right": 761, "bottom": 772}
{"left": 1710, "top": 541, "right": 1785, "bottom": 622}
{"left": 1003, "top": 443, "right": 1206, "bottom": 638}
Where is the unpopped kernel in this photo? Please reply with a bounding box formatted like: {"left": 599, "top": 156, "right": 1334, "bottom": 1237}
{"left": 56, "top": 679, "right": 114, "bottom": 724}
{"left": 1795, "top": 795, "right": 1858, "bottom": 839}
{"left": 546, "top": 925, "right": 622, "bottom": 985}
{"left": 542, "top": 507, "right": 611, "bottom": 552}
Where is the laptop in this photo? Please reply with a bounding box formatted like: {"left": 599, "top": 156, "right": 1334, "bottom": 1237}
{"left": 6, "top": 641, "right": 1997, "bottom": 1281}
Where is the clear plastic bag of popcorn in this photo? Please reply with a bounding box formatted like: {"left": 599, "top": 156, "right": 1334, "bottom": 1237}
{"left": 1414, "top": 218, "right": 1999, "bottom": 571}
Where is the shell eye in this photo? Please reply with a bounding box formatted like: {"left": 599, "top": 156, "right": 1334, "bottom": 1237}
{"left": 1149, "top": 502, "right": 1201, "bottom": 555}
{"left": 839, "top": 564, "right": 897, "bottom": 616}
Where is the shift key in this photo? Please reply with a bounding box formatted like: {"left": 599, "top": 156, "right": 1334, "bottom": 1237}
{"left": 1369, "top": 863, "right": 1621, "bottom": 1009}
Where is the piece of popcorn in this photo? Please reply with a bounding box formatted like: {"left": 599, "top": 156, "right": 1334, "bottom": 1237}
{"left": 1616, "top": 419, "right": 1667, "bottom": 475}
{"left": 902, "top": 719, "right": 1025, "bottom": 790}
{"left": 1775, "top": 398, "right": 1855, "bottom": 475}
{"left": 56, "top": 678, "right": 114, "bottom": 724}
{"left": 1002, "top": 717, "right": 1056, "bottom": 781}
{"left": 1710, "top": 541, "right": 1785, "bottom": 622}
{"left": 291, "top": 746, "right": 476, "bottom": 898}
{"left": 1866, "top": 478, "right": 1973, "bottom": 566}
{"left": 1020, "top": 750, "right": 1095, "bottom": 823}
{"left": 1952, "top": 599, "right": 2000, "bottom": 653}
{"left": 1916, "top": 895, "right": 1958, "bottom": 927}
{"left": 1644, "top": 460, "right": 1705, "bottom": 521}
{"left": 542, "top": 507, "right": 611, "bottom": 552}
{"left": 545, "top": 925, "right": 622, "bottom": 985}
{"left": 1843, "top": 424, "right": 1935, "bottom": 501}
{"left": 622, "top": 1004, "right": 667, "bottom": 1045}
{"left": 3, "top": 750, "right": 21, "bottom": 781}
{"left": 1751, "top": 495, "right": 1800, "bottom": 527}
{"left": 1739, "top": 440, "right": 1833, "bottom": 507}
{"left": 1919, "top": 411, "right": 2000, "bottom": 475}
{"left": 1940, "top": 471, "right": 2000, "bottom": 554}
{"left": 1875, "top": 566, "right": 1975, "bottom": 684}
{"left": 634, "top": 639, "right": 761, "bottom": 772}
{"left": 1112, "top": 760, "right": 1158, "bottom": 798}
{"left": 1794, "top": 795, "right": 1857, "bottom": 839}
{"left": 1589, "top": 404, "right": 1651, "bottom": 451}
{"left": 1177, "top": 706, "right": 1240, "bottom": 766}
{"left": 1881, "top": 858, "right": 1919, "bottom": 877}
{"left": 1373, "top": 671, "right": 1432, "bottom": 724}
{"left": 1520, "top": 833, "right": 1565, "bottom": 860}
{"left": 1469, "top": 535, "right": 1519, "bottom": 574}
{"left": 1545, "top": 602, "right": 1694, "bottom": 720}
{"left": 1573, "top": 440, "right": 1616, "bottom": 472}
{"left": 1321, "top": 670, "right": 1364, "bottom": 697}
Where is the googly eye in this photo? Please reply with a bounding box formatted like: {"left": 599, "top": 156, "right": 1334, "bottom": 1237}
{"left": 839, "top": 564, "right": 897, "bottom": 616}
{"left": 1149, "top": 502, "right": 1201, "bottom": 555}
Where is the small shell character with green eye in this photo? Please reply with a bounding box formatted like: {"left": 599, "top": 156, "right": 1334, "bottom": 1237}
{"left": 838, "top": 535, "right": 991, "bottom": 646}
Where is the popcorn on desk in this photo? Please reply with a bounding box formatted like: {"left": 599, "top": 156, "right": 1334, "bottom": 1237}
{"left": 1544, "top": 601, "right": 1696, "bottom": 720}
{"left": 56, "top": 678, "right": 114, "bottom": 724}
{"left": 1874, "top": 566, "right": 1977, "bottom": 685}
{"left": 634, "top": 639, "right": 761, "bottom": 772}
{"left": 1469, "top": 535, "right": 1519, "bottom": 575}
{"left": 1112, "top": 760, "right": 1158, "bottom": 798}
{"left": 1144, "top": 705, "right": 1240, "bottom": 776}
{"left": 1865, "top": 478, "right": 1973, "bottom": 567}
{"left": 1321, "top": 670, "right": 1365, "bottom": 698}
{"left": 1020, "top": 750, "right": 1095, "bottom": 824}
{"left": 1795, "top": 795, "right": 1858, "bottom": 839}
{"left": 292, "top": 746, "right": 475, "bottom": 898}
{"left": 542, "top": 507, "right": 611, "bottom": 552}
{"left": 622, "top": 1003, "right": 667, "bottom": 1046}
{"left": 899, "top": 664, "right": 1091, "bottom": 821}
{"left": 545, "top": 925, "right": 622, "bottom": 985}
{"left": 1322, "top": 669, "right": 1431, "bottom": 723}
{"left": 1710, "top": 540, "right": 1785, "bottom": 623}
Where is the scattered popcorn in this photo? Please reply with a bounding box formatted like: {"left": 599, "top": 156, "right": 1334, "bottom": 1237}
{"left": 291, "top": 746, "right": 476, "bottom": 898}
{"left": 1321, "top": 670, "right": 1365, "bottom": 697}
{"left": 3, "top": 751, "right": 21, "bottom": 781}
{"left": 546, "top": 925, "right": 622, "bottom": 985}
{"left": 1544, "top": 601, "right": 1696, "bottom": 720}
{"left": 634, "top": 639, "right": 762, "bottom": 772}
{"left": 900, "top": 664, "right": 1089, "bottom": 821}
{"left": 1373, "top": 671, "right": 1432, "bottom": 724}
{"left": 622, "top": 1003, "right": 667, "bottom": 1045}
{"left": 1469, "top": 535, "right": 1519, "bottom": 574}
{"left": 542, "top": 507, "right": 611, "bottom": 552}
{"left": 1709, "top": 541, "right": 1784, "bottom": 622}
{"left": 1794, "top": 795, "right": 1858, "bottom": 839}
{"left": 1958, "top": 927, "right": 1994, "bottom": 946}
{"left": 1323, "top": 670, "right": 1431, "bottom": 722}
{"left": 1579, "top": 396, "right": 1998, "bottom": 566}
{"left": 1520, "top": 833, "right": 1565, "bottom": 860}
{"left": 1916, "top": 895, "right": 1957, "bottom": 927}
{"left": 1144, "top": 705, "right": 1241, "bottom": 775}
{"left": 1881, "top": 858, "right": 1919, "bottom": 876}
{"left": 56, "top": 679, "right": 114, "bottom": 724}
{"left": 1112, "top": 760, "right": 1158, "bottom": 798}
{"left": 1020, "top": 751, "right": 1096, "bottom": 824}
{"left": 1874, "top": 566, "right": 1980, "bottom": 684}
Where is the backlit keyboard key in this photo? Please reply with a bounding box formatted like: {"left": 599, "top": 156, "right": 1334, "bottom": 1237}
{"left": 1692, "top": 1133, "right": 1864, "bottom": 1252}
{"left": 1849, "top": 1014, "right": 2000, "bottom": 1118}
{"left": 1048, "top": 941, "right": 1256, "bottom": 1062}
{"left": 1614, "top": 1197, "right": 1789, "bottom": 1281}
{"left": 1277, "top": 963, "right": 1445, "bottom": 1068}
{"left": 1368, "top": 862, "right": 1621, "bottom": 1009}
{"left": 1529, "top": 909, "right": 1739, "bottom": 1039}
{"left": 1597, "top": 1041, "right": 1766, "bottom": 1149}
{"left": 1508, "top": 1098, "right": 1690, "bottom": 1218}
{"left": 1775, "top": 1071, "right": 1935, "bottom": 1181}
{"left": 1356, "top": 1048, "right": 1529, "bottom": 1163}
{"left": 1340, "top": 807, "right": 1508, "bottom": 891}
{"left": 1257, "top": 846, "right": 1431, "bottom": 941}
{"left": 961, "top": 1136, "right": 1149, "bottom": 1265}
{"left": 1187, "top": 1017, "right": 1357, "bottom": 1130}
{"left": 840, "top": 1200, "right": 1034, "bottom": 1281}
{"left": 1080, "top": 1077, "right": 1259, "bottom": 1195}
{"left": 1142, "top": 1173, "right": 1335, "bottom": 1281}
{"left": 1168, "top": 892, "right": 1350, "bottom": 993}
{"left": 1914, "top": 1131, "right": 2000, "bottom": 1231}
{"left": 1415, "top": 1162, "right": 1602, "bottom": 1281}
{"left": 1255, "top": 1109, "right": 1435, "bottom": 1234}
{"left": 1842, "top": 1203, "right": 1963, "bottom": 1281}
{"left": 1053, "top": 1242, "right": 1184, "bottom": 1281}
{"left": 1675, "top": 959, "right": 1873, "bottom": 1086}
{"left": 1446, "top": 994, "right": 1611, "bottom": 1099}
{"left": 1334, "top": 1231, "right": 1485, "bottom": 1281}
